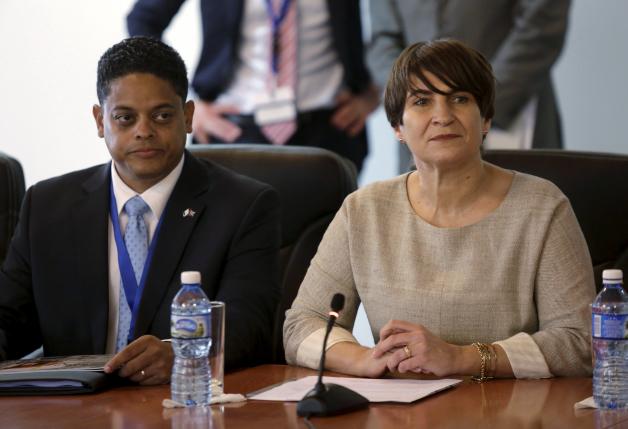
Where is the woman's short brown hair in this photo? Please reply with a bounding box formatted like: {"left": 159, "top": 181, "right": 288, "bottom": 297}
{"left": 384, "top": 39, "right": 495, "bottom": 128}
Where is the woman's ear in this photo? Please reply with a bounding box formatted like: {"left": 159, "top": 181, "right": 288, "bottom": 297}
{"left": 482, "top": 118, "right": 492, "bottom": 135}
{"left": 394, "top": 126, "right": 405, "bottom": 143}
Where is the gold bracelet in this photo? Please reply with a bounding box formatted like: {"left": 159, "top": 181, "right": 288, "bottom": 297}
{"left": 489, "top": 344, "right": 497, "bottom": 377}
{"left": 471, "top": 342, "right": 494, "bottom": 382}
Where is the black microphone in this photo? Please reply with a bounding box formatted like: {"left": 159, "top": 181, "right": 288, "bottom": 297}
{"left": 296, "top": 293, "right": 369, "bottom": 417}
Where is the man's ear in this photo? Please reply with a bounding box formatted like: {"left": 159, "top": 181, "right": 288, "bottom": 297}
{"left": 92, "top": 104, "right": 104, "bottom": 138}
{"left": 184, "top": 100, "right": 195, "bottom": 133}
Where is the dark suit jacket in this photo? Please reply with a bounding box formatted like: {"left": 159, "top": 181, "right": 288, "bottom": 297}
{"left": 127, "top": 0, "right": 372, "bottom": 101}
{"left": 0, "top": 152, "right": 281, "bottom": 370}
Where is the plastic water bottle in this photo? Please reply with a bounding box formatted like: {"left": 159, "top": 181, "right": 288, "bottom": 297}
{"left": 592, "top": 269, "right": 628, "bottom": 409}
{"left": 171, "top": 271, "right": 212, "bottom": 406}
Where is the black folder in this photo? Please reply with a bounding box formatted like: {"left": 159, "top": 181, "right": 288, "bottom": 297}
{"left": 0, "top": 354, "right": 117, "bottom": 395}
{"left": 0, "top": 370, "right": 112, "bottom": 395}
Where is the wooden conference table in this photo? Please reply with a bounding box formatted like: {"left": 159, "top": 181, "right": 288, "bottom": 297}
{"left": 1, "top": 365, "right": 627, "bottom": 428}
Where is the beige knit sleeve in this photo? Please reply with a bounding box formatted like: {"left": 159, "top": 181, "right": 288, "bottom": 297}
{"left": 283, "top": 199, "right": 361, "bottom": 365}
{"left": 295, "top": 327, "right": 358, "bottom": 369}
{"left": 494, "top": 333, "right": 552, "bottom": 378}
{"left": 529, "top": 197, "right": 596, "bottom": 376}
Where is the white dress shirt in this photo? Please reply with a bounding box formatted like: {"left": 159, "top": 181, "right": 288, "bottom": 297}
{"left": 105, "top": 155, "right": 184, "bottom": 353}
{"left": 215, "top": 0, "right": 344, "bottom": 113}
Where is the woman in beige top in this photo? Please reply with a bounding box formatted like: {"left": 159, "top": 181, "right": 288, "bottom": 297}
{"left": 284, "top": 39, "right": 595, "bottom": 379}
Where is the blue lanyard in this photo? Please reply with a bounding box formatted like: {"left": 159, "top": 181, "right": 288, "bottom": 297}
{"left": 264, "top": 0, "right": 292, "bottom": 75}
{"left": 109, "top": 182, "right": 165, "bottom": 342}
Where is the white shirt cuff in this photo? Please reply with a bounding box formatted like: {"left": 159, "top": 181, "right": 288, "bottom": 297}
{"left": 494, "top": 332, "right": 553, "bottom": 379}
{"left": 295, "top": 327, "right": 358, "bottom": 369}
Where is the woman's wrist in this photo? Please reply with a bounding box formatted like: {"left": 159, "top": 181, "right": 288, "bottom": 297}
{"left": 455, "top": 344, "right": 482, "bottom": 375}
{"left": 326, "top": 342, "right": 375, "bottom": 377}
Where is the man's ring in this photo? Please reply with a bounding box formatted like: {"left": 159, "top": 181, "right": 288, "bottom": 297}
{"left": 140, "top": 370, "right": 146, "bottom": 377}
{"left": 403, "top": 345, "right": 412, "bottom": 359}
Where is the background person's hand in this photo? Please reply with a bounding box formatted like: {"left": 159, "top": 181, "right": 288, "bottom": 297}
{"left": 373, "top": 320, "right": 469, "bottom": 377}
{"left": 192, "top": 100, "right": 242, "bottom": 143}
{"left": 331, "top": 84, "right": 380, "bottom": 137}
{"left": 104, "top": 335, "right": 174, "bottom": 385}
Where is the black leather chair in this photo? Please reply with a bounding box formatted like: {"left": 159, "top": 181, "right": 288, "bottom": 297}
{"left": 484, "top": 149, "right": 628, "bottom": 291}
{"left": 188, "top": 144, "right": 357, "bottom": 362}
{"left": 0, "top": 151, "right": 25, "bottom": 265}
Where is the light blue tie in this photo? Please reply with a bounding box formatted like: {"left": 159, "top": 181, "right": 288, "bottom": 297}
{"left": 116, "top": 196, "right": 150, "bottom": 352}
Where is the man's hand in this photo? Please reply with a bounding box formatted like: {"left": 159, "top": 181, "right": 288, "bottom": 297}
{"left": 192, "top": 100, "right": 242, "bottom": 144}
{"left": 104, "top": 335, "right": 174, "bottom": 385}
{"left": 331, "top": 84, "right": 380, "bottom": 137}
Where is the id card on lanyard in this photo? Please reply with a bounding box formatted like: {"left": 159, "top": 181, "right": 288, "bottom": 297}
{"left": 254, "top": 0, "right": 297, "bottom": 126}
{"left": 110, "top": 183, "right": 165, "bottom": 343}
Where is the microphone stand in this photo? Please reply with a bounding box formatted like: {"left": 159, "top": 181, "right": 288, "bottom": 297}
{"left": 296, "top": 311, "right": 369, "bottom": 417}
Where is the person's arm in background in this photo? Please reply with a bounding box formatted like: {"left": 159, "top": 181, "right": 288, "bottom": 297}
{"left": 365, "top": 0, "right": 404, "bottom": 91}
{"left": 126, "top": 0, "right": 186, "bottom": 38}
{"left": 126, "top": 0, "right": 242, "bottom": 143}
{"left": 332, "top": 86, "right": 379, "bottom": 138}
{"left": 330, "top": 0, "right": 379, "bottom": 137}
{"left": 488, "top": 0, "right": 570, "bottom": 129}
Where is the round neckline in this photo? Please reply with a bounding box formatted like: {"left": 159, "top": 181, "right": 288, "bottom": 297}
{"left": 401, "top": 169, "right": 519, "bottom": 231}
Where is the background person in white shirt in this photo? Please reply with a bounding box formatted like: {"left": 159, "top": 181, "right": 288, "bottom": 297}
{"left": 127, "top": 0, "right": 379, "bottom": 172}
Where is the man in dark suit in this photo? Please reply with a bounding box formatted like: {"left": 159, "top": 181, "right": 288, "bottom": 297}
{"left": 0, "top": 37, "right": 280, "bottom": 385}
{"left": 127, "top": 0, "right": 378, "bottom": 172}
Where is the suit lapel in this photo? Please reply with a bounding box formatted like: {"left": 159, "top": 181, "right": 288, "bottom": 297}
{"left": 72, "top": 164, "right": 110, "bottom": 354}
{"left": 133, "top": 154, "right": 210, "bottom": 337}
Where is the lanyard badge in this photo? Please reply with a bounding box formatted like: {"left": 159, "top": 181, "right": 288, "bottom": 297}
{"left": 109, "top": 182, "right": 165, "bottom": 342}
{"left": 254, "top": 0, "right": 297, "bottom": 127}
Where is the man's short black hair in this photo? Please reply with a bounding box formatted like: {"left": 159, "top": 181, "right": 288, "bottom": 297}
{"left": 96, "top": 36, "right": 188, "bottom": 104}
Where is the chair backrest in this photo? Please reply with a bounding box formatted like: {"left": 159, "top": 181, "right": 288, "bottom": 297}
{"left": 188, "top": 144, "right": 357, "bottom": 362}
{"left": 0, "top": 151, "right": 25, "bottom": 265}
{"left": 484, "top": 149, "right": 628, "bottom": 291}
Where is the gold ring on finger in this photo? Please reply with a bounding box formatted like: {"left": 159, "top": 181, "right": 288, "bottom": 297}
{"left": 403, "top": 345, "right": 412, "bottom": 359}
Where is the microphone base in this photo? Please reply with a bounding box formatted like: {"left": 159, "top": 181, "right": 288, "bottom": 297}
{"left": 296, "top": 383, "right": 369, "bottom": 417}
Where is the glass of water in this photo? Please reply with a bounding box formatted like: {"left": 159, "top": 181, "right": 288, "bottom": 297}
{"left": 209, "top": 301, "right": 225, "bottom": 397}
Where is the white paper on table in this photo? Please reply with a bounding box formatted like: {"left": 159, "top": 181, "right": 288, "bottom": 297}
{"left": 574, "top": 396, "right": 597, "bottom": 409}
{"left": 248, "top": 376, "right": 462, "bottom": 403}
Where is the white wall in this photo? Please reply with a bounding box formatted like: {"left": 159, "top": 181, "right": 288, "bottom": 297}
{"left": 1, "top": 0, "right": 626, "bottom": 346}
{"left": 553, "top": 0, "right": 628, "bottom": 154}
{"left": 0, "top": 0, "right": 201, "bottom": 185}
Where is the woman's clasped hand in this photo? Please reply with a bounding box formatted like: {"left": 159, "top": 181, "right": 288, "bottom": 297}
{"left": 372, "top": 320, "right": 467, "bottom": 376}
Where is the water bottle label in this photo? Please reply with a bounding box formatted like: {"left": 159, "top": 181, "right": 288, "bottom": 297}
{"left": 171, "top": 314, "right": 211, "bottom": 339}
{"left": 592, "top": 313, "right": 628, "bottom": 339}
